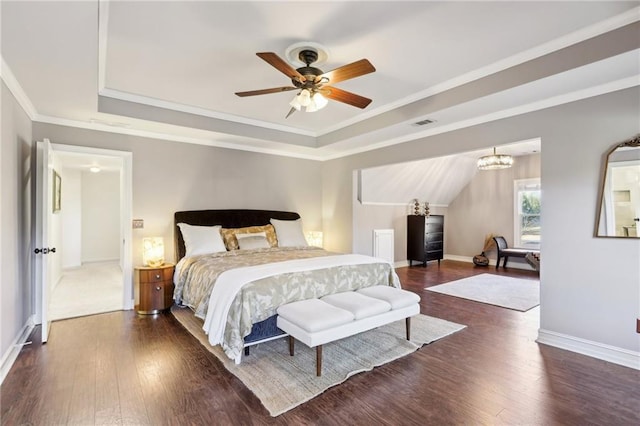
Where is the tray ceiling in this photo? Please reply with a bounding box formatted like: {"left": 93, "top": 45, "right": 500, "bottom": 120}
{"left": 1, "top": 1, "right": 639, "bottom": 159}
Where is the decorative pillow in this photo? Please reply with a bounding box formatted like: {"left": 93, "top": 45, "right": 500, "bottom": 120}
{"left": 221, "top": 224, "right": 278, "bottom": 250}
{"left": 177, "top": 223, "right": 227, "bottom": 257}
{"left": 236, "top": 232, "right": 270, "bottom": 250}
{"left": 270, "top": 218, "right": 308, "bottom": 247}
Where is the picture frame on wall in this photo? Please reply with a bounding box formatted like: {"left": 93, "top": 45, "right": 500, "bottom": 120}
{"left": 53, "top": 169, "right": 61, "bottom": 213}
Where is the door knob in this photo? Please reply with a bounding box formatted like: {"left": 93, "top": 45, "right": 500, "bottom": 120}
{"left": 34, "top": 247, "right": 57, "bottom": 254}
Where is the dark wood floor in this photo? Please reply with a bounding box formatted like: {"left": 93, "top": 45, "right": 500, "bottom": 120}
{"left": 2, "top": 260, "right": 639, "bottom": 425}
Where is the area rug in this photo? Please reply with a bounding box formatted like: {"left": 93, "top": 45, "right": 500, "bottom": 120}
{"left": 426, "top": 273, "right": 539, "bottom": 311}
{"left": 171, "top": 306, "right": 465, "bottom": 416}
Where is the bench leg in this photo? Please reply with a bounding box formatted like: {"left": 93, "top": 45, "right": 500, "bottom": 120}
{"left": 503, "top": 256, "right": 508, "bottom": 268}
{"left": 406, "top": 317, "right": 411, "bottom": 341}
{"left": 244, "top": 346, "right": 250, "bottom": 356}
{"left": 316, "top": 345, "right": 323, "bottom": 377}
{"left": 288, "top": 335, "right": 295, "bottom": 356}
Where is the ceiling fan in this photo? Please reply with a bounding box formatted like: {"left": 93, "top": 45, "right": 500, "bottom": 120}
{"left": 235, "top": 49, "right": 376, "bottom": 118}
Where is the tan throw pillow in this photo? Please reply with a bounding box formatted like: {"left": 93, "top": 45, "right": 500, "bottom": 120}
{"left": 221, "top": 224, "right": 278, "bottom": 250}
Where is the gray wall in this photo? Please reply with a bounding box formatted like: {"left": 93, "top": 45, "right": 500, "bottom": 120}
{"left": 322, "top": 87, "right": 640, "bottom": 355}
{"left": 351, "top": 154, "right": 541, "bottom": 263}
{"left": 81, "top": 170, "right": 120, "bottom": 263}
{"left": 1, "top": 82, "right": 33, "bottom": 360}
{"left": 32, "top": 123, "right": 323, "bottom": 266}
{"left": 447, "top": 153, "right": 541, "bottom": 260}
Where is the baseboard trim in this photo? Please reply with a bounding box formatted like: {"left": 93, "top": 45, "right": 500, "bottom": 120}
{"left": 394, "top": 260, "right": 409, "bottom": 268}
{"left": 537, "top": 329, "right": 640, "bottom": 371}
{"left": 82, "top": 258, "right": 120, "bottom": 264}
{"left": 0, "top": 315, "right": 35, "bottom": 385}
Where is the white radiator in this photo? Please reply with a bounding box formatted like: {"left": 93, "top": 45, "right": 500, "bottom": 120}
{"left": 373, "top": 229, "right": 394, "bottom": 264}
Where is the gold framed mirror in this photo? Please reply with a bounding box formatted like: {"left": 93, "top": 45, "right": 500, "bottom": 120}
{"left": 595, "top": 135, "right": 640, "bottom": 238}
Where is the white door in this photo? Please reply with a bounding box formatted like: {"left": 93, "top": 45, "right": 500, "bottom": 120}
{"left": 35, "top": 139, "right": 55, "bottom": 342}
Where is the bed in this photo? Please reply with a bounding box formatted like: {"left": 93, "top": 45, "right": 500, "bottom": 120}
{"left": 173, "top": 209, "right": 400, "bottom": 364}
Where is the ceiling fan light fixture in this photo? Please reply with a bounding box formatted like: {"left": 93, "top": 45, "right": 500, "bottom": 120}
{"left": 237, "top": 48, "right": 375, "bottom": 118}
{"left": 289, "top": 95, "right": 302, "bottom": 111}
{"left": 306, "top": 100, "right": 319, "bottom": 113}
{"left": 312, "top": 92, "right": 328, "bottom": 109}
{"left": 298, "top": 89, "right": 311, "bottom": 107}
{"left": 477, "top": 147, "right": 514, "bottom": 170}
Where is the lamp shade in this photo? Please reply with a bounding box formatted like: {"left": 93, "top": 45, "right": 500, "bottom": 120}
{"left": 305, "top": 231, "right": 323, "bottom": 247}
{"left": 298, "top": 89, "right": 311, "bottom": 107}
{"left": 312, "top": 92, "right": 328, "bottom": 109}
{"left": 289, "top": 95, "right": 302, "bottom": 111}
{"left": 142, "top": 237, "right": 165, "bottom": 267}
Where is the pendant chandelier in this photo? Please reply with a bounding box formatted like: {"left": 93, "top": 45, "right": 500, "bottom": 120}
{"left": 477, "top": 147, "right": 514, "bottom": 170}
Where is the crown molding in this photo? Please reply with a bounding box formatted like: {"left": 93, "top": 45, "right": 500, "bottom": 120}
{"left": 98, "top": 88, "right": 316, "bottom": 137}
{"left": 0, "top": 57, "right": 38, "bottom": 120}
{"left": 319, "top": 6, "right": 640, "bottom": 136}
{"left": 4, "top": 2, "right": 639, "bottom": 163}
{"left": 319, "top": 75, "right": 640, "bottom": 161}
{"left": 96, "top": 4, "right": 640, "bottom": 139}
{"left": 25, "top": 75, "right": 640, "bottom": 162}
{"left": 34, "top": 114, "right": 325, "bottom": 161}
{"left": 97, "top": 0, "right": 109, "bottom": 91}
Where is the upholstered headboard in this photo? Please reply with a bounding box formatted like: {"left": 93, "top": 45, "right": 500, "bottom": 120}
{"left": 174, "top": 209, "right": 300, "bottom": 261}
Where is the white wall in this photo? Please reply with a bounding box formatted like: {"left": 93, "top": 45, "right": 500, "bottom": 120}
{"left": 0, "top": 82, "right": 33, "bottom": 369}
{"left": 60, "top": 168, "right": 81, "bottom": 268}
{"left": 323, "top": 87, "right": 640, "bottom": 366}
{"left": 81, "top": 170, "right": 120, "bottom": 263}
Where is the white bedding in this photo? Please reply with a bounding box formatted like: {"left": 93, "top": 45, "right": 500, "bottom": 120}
{"left": 202, "top": 254, "right": 392, "bottom": 363}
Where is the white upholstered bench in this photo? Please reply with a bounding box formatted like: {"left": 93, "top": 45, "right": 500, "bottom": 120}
{"left": 276, "top": 286, "right": 420, "bottom": 376}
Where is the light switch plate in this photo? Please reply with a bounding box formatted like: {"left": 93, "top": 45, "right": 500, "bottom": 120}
{"left": 132, "top": 219, "right": 144, "bottom": 229}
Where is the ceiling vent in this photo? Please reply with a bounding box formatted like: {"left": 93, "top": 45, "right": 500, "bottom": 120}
{"left": 413, "top": 118, "right": 435, "bottom": 126}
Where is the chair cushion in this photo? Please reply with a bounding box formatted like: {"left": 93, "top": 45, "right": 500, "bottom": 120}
{"left": 321, "top": 291, "right": 391, "bottom": 320}
{"left": 277, "top": 299, "right": 353, "bottom": 333}
{"left": 501, "top": 248, "right": 530, "bottom": 257}
{"left": 357, "top": 286, "right": 420, "bottom": 309}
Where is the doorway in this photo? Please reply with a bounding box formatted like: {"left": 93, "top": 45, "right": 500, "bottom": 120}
{"left": 36, "top": 143, "right": 132, "bottom": 328}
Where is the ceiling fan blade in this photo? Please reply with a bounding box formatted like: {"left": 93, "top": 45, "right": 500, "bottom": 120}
{"left": 318, "top": 59, "right": 375, "bottom": 85}
{"left": 323, "top": 86, "right": 372, "bottom": 109}
{"left": 235, "top": 86, "right": 297, "bottom": 97}
{"left": 256, "top": 52, "right": 306, "bottom": 82}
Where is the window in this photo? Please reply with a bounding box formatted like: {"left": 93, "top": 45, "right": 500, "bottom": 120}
{"left": 514, "top": 178, "right": 541, "bottom": 249}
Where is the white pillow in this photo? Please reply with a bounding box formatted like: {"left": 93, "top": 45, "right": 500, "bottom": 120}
{"left": 236, "top": 232, "right": 270, "bottom": 250}
{"left": 178, "top": 223, "right": 227, "bottom": 257}
{"left": 270, "top": 218, "right": 308, "bottom": 247}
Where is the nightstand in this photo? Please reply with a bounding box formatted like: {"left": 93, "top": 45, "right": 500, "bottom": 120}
{"left": 134, "top": 264, "right": 175, "bottom": 314}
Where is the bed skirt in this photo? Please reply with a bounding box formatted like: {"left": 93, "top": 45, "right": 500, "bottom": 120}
{"left": 244, "top": 315, "right": 285, "bottom": 344}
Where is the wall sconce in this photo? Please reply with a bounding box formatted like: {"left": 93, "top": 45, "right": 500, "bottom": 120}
{"left": 142, "top": 237, "right": 165, "bottom": 267}
{"left": 305, "top": 231, "right": 323, "bottom": 248}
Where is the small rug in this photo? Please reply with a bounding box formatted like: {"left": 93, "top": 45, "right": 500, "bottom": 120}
{"left": 171, "top": 306, "right": 465, "bottom": 416}
{"left": 426, "top": 273, "right": 539, "bottom": 311}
